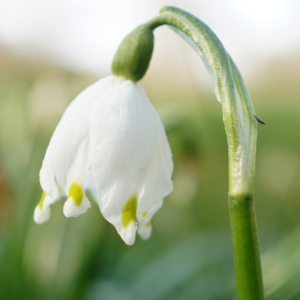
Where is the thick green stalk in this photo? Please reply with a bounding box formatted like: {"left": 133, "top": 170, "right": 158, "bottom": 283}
{"left": 229, "top": 194, "right": 264, "bottom": 300}
{"left": 146, "top": 7, "right": 264, "bottom": 299}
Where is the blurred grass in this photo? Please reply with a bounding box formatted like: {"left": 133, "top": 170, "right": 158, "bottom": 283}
{"left": 1, "top": 46, "right": 300, "bottom": 299}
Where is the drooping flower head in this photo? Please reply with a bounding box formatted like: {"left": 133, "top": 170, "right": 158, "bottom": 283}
{"left": 34, "top": 76, "right": 173, "bottom": 245}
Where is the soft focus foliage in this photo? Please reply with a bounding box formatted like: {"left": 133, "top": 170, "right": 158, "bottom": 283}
{"left": 1, "top": 47, "right": 300, "bottom": 299}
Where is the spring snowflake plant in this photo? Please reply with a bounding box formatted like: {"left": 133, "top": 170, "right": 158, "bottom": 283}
{"left": 34, "top": 7, "right": 264, "bottom": 299}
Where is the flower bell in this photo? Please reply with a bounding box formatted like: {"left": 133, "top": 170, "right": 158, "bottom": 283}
{"left": 34, "top": 23, "right": 173, "bottom": 245}
{"left": 34, "top": 75, "right": 173, "bottom": 245}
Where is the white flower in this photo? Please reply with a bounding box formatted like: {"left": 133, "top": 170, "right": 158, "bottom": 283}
{"left": 34, "top": 76, "right": 173, "bottom": 245}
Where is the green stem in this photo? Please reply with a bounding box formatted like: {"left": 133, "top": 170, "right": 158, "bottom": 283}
{"left": 145, "top": 7, "right": 265, "bottom": 299}
{"left": 229, "top": 194, "right": 264, "bottom": 300}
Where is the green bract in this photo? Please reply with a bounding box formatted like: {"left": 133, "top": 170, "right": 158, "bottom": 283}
{"left": 112, "top": 25, "right": 154, "bottom": 82}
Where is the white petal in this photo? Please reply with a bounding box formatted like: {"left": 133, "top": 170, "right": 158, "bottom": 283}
{"left": 33, "top": 191, "right": 63, "bottom": 224}
{"left": 63, "top": 194, "right": 91, "bottom": 218}
{"left": 137, "top": 223, "right": 152, "bottom": 240}
{"left": 136, "top": 119, "right": 173, "bottom": 216}
{"left": 33, "top": 194, "right": 54, "bottom": 224}
{"left": 64, "top": 136, "right": 90, "bottom": 191}
{"left": 40, "top": 76, "right": 124, "bottom": 198}
{"left": 89, "top": 79, "right": 173, "bottom": 245}
{"left": 34, "top": 204, "right": 51, "bottom": 224}
{"left": 107, "top": 215, "right": 136, "bottom": 246}
{"left": 137, "top": 199, "right": 163, "bottom": 240}
{"left": 83, "top": 170, "right": 98, "bottom": 201}
{"left": 44, "top": 192, "right": 58, "bottom": 206}
{"left": 39, "top": 161, "right": 64, "bottom": 201}
{"left": 119, "top": 222, "right": 136, "bottom": 246}
{"left": 63, "top": 180, "right": 91, "bottom": 217}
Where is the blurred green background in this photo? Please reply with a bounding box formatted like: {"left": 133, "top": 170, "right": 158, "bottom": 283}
{"left": 1, "top": 43, "right": 300, "bottom": 300}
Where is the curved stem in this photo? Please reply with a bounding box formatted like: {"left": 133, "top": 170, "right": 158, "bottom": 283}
{"left": 146, "top": 8, "right": 257, "bottom": 196}
{"left": 144, "top": 6, "right": 264, "bottom": 299}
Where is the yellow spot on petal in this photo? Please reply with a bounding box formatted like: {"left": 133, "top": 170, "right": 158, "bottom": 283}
{"left": 141, "top": 212, "right": 148, "bottom": 218}
{"left": 38, "top": 192, "right": 46, "bottom": 210}
{"left": 68, "top": 182, "right": 84, "bottom": 207}
{"left": 122, "top": 194, "right": 137, "bottom": 229}
{"left": 146, "top": 221, "right": 151, "bottom": 228}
